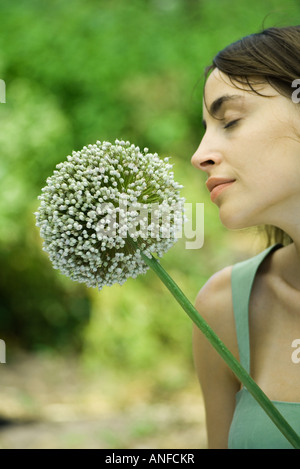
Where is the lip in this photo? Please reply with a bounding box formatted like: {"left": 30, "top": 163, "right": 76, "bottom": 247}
{"left": 206, "top": 177, "right": 236, "bottom": 202}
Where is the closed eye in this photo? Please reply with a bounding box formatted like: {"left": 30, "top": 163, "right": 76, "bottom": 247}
{"left": 223, "top": 119, "right": 240, "bottom": 130}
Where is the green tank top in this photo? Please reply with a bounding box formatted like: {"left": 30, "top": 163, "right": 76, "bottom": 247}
{"left": 228, "top": 244, "right": 300, "bottom": 449}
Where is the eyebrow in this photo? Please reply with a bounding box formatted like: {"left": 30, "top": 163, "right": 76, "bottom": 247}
{"left": 202, "top": 94, "right": 244, "bottom": 129}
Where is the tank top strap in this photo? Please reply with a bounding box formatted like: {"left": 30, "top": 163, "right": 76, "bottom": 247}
{"left": 231, "top": 243, "right": 282, "bottom": 374}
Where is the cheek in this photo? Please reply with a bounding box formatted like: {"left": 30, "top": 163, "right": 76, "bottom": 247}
{"left": 233, "top": 129, "right": 280, "bottom": 176}
{"left": 227, "top": 136, "right": 265, "bottom": 178}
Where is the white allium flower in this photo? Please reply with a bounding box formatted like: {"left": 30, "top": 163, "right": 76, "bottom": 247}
{"left": 35, "top": 139, "right": 185, "bottom": 290}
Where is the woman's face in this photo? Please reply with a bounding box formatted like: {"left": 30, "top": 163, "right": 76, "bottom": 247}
{"left": 191, "top": 68, "right": 300, "bottom": 231}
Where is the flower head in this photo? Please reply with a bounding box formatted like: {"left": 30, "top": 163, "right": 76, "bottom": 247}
{"left": 35, "top": 139, "right": 185, "bottom": 289}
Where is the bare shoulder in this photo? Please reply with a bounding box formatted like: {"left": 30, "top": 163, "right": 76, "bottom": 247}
{"left": 193, "top": 266, "right": 241, "bottom": 448}
{"left": 194, "top": 266, "right": 235, "bottom": 342}
{"left": 193, "top": 265, "right": 239, "bottom": 361}
{"left": 194, "top": 266, "right": 233, "bottom": 316}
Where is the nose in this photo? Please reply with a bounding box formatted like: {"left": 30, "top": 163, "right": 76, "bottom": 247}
{"left": 191, "top": 139, "right": 223, "bottom": 172}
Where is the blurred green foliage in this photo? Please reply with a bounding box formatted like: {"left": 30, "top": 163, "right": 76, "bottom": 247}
{"left": 0, "top": 0, "right": 299, "bottom": 369}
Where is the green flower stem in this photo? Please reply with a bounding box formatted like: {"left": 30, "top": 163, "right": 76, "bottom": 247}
{"left": 132, "top": 242, "right": 300, "bottom": 449}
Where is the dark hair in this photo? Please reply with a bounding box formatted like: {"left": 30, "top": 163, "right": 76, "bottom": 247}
{"left": 205, "top": 25, "right": 300, "bottom": 246}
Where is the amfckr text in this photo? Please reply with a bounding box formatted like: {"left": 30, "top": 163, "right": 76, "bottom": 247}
{"left": 105, "top": 453, "right": 195, "bottom": 465}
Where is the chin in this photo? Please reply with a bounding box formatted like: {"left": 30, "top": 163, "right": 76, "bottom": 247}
{"left": 218, "top": 205, "right": 255, "bottom": 231}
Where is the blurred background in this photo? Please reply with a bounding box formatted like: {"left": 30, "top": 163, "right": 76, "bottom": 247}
{"left": 0, "top": 0, "right": 299, "bottom": 449}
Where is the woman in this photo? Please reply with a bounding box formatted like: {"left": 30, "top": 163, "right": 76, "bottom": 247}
{"left": 191, "top": 25, "right": 300, "bottom": 449}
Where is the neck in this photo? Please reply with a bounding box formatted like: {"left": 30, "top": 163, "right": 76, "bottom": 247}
{"left": 278, "top": 239, "right": 300, "bottom": 291}
{"left": 266, "top": 198, "right": 300, "bottom": 289}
